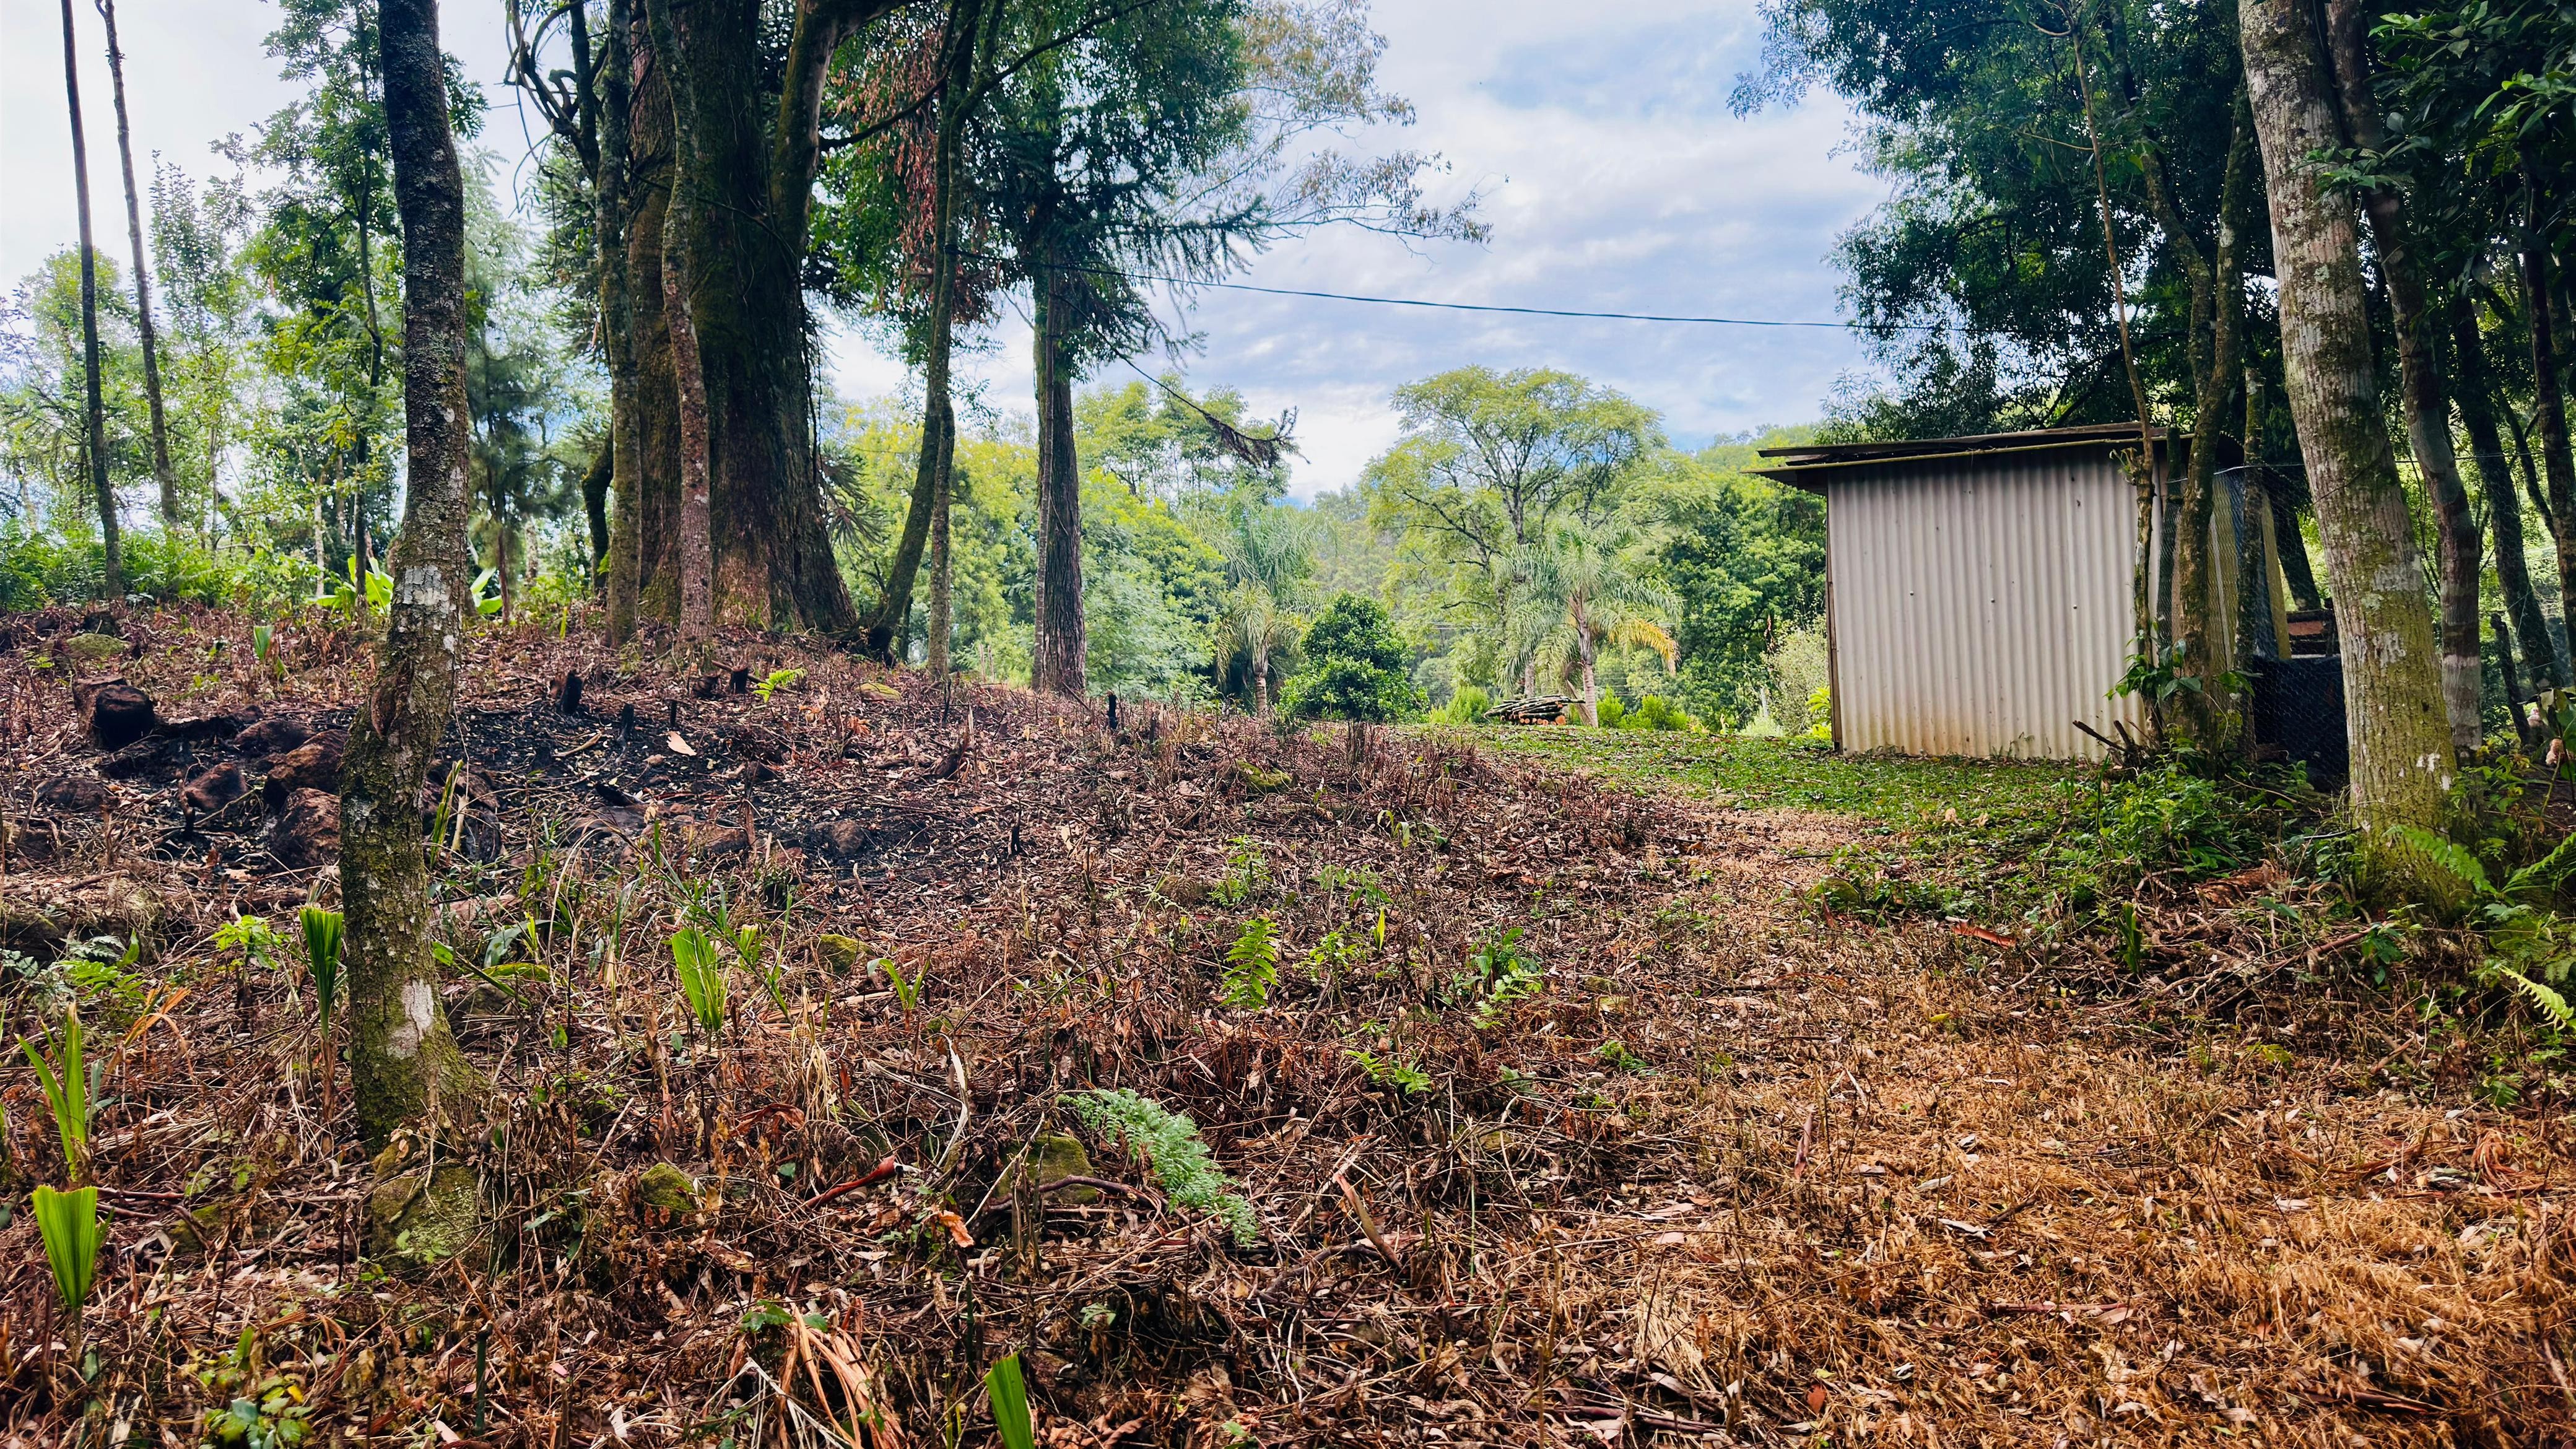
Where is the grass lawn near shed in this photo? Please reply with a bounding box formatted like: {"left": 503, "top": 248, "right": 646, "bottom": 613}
{"left": 1457, "top": 723, "right": 2084, "bottom": 828}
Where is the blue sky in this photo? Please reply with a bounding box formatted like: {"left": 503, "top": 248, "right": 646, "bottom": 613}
{"left": 1, "top": 0, "right": 1888, "bottom": 498}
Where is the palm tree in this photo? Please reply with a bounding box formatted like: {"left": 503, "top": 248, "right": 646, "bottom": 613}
{"left": 1515, "top": 526, "right": 1676, "bottom": 726}
{"left": 1213, "top": 502, "right": 1315, "bottom": 713}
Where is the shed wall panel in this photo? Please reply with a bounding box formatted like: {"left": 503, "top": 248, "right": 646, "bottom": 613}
{"left": 1826, "top": 453, "right": 2148, "bottom": 761}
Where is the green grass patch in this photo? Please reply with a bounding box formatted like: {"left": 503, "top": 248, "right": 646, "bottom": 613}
{"left": 1460, "top": 725, "right": 2333, "bottom": 931}
{"left": 1464, "top": 726, "right": 2073, "bottom": 829}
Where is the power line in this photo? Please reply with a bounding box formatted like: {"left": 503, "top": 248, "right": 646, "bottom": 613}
{"left": 1020, "top": 256, "right": 1950, "bottom": 332}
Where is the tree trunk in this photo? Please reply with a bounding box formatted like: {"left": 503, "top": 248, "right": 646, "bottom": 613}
{"left": 1251, "top": 647, "right": 1269, "bottom": 715}
{"left": 2456, "top": 303, "right": 2565, "bottom": 687}
{"left": 2239, "top": 0, "right": 2455, "bottom": 880}
{"left": 648, "top": 0, "right": 713, "bottom": 642}
{"left": 598, "top": 0, "right": 645, "bottom": 644}
{"left": 1030, "top": 252, "right": 1087, "bottom": 697}
{"left": 2521, "top": 170, "right": 2576, "bottom": 678}
{"left": 623, "top": 0, "right": 882, "bottom": 637}
{"left": 2325, "top": 0, "right": 2482, "bottom": 749}
{"left": 344, "top": 0, "right": 486, "bottom": 1154}
{"left": 97, "top": 0, "right": 176, "bottom": 529}
{"left": 868, "top": 0, "right": 983, "bottom": 659}
{"left": 927, "top": 459, "right": 953, "bottom": 677}
{"left": 59, "top": 0, "right": 121, "bottom": 596}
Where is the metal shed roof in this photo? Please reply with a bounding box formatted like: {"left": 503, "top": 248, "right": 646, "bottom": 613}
{"left": 1748, "top": 423, "right": 2177, "bottom": 492}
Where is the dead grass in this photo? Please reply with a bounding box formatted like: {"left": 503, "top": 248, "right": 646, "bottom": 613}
{"left": 0, "top": 603, "right": 2569, "bottom": 1448}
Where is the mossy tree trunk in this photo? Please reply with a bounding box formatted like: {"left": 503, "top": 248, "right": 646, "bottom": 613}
{"left": 344, "top": 0, "right": 487, "bottom": 1150}
{"left": 2240, "top": 0, "right": 2456, "bottom": 889}
{"left": 2325, "top": 0, "right": 2483, "bottom": 750}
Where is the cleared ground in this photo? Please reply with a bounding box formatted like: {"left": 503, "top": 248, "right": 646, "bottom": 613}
{"left": 1, "top": 607, "right": 2566, "bottom": 1447}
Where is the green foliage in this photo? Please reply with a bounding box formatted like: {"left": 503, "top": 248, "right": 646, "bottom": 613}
{"left": 985, "top": 1355, "right": 1037, "bottom": 1449}
{"left": 1346, "top": 1048, "right": 1432, "bottom": 1094}
{"left": 1594, "top": 1039, "right": 1651, "bottom": 1073}
{"left": 1612, "top": 694, "right": 1699, "bottom": 733}
{"left": 1460, "top": 926, "right": 1546, "bottom": 1024}
{"left": 33, "top": 1184, "right": 102, "bottom": 1315}
{"left": 1065, "top": 1088, "right": 1260, "bottom": 1245}
{"left": 1435, "top": 684, "right": 1493, "bottom": 724}
{"left": 1280, "top": 594, "right": 1421, "bottom": 721}
{"left": 1648, "top": 449, "right": 1826, "bottom": 728}
{"left": 670, "top": 926, "right": 728, "bottom": 1034}
{"left": 299, "top": 907, "right": 344, "bottom": 1033}
{"left": 1221, "top": 916, "right": 1281, "bottom": 1009}
{"left": 882, "top": 955, "right": 924, "bottom": 1012}
{"left": 752, "top": 668, "right": 805, "bottom": 702}
{"left": 22, "top": 1007, "right": 98, "bottom": 1177}
{"left": 1211, "top": 837, "right": 1273, "bottom": 908}
{"left": 2392, "top": 825, "right": 2576, "bottom": 1031}
{"left": 11, "top": 934, "right": 146, "bottom": 1020}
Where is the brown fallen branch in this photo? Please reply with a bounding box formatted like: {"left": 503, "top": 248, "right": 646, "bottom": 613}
{"left": 807, "top": 1155, "right": 902, "bottom": 1208}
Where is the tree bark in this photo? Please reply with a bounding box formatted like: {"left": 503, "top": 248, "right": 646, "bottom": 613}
{"left": 620, "top": 0, "right": 894, "bottom": 637}
{"left": 662, "top": 201, "right": 713, "bottom": 640}
{"left": 2239, "top": 0, "right": 2455, "bottom": 879}
{"left": 647, "top": 0, "right": 713, "bottom": 641}
{"left": 96, "top": 0, "right": 176, "bottom": 530}
{"left": 2456, "top": 303, "right": 2565, "bottom": 687}
{"left": 927, "top": 458, "right": 953, "bottom": 677}
{"left": 1030, "top": 250, "right": 1087, "bottom": 696}
{"left": 59, "top": 0, "right": 121, "bottom": 596}
{"left": 343, "top": 0, "right": 485, "bottom": 1152}
{"left": 2325, "top": 0, "right": 2482, "bottom": 749}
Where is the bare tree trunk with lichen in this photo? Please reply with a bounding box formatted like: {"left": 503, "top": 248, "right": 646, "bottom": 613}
{"left": 2240, "top": 0, "right": 2456, "bottom": 895}
{"left": 97, "top": 0, "right": 178, "bottom": 530}
{"left": 341, "top": 0, "right": 487, "bottom": 1253}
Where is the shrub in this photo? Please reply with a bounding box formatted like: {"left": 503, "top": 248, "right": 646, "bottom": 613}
{"left": 1616, "top": 694, "right": 1700, "bottom": 732}
{"left": 1435, "top": 685, "right": 1493, "bottom": 726}
{"left": 1278, "top": 594, "right": 1422, "bottom": 722}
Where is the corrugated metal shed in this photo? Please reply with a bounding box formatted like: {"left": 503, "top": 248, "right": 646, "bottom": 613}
{"left": 1751, "top": 426, "right": 2166, "bottom": 762}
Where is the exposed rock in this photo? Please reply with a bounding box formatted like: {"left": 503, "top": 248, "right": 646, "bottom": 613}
{"left": 85, "top": 682, "right": 158, "bottom": 751}
{"left": 816, "top": 933, "right": 865, "bottom": 975}
{"left": 267, "top": 788, "right": 341, "bottom": 868}
{"left": 182, "top": 762, "right": 247, "bottom": 814}
{"left": 261, "top": 731, "right": 347, "bottom": 806}
{"left": 365, "top": 1142, "right": 479, "bottom": 1264}
{"left": 1007, "top": 1133, "right": 1100, "bottom": 1204}
{"left": 232, "top": 712, "right": 314, "bottom": 762}
{"left": 631, "top": 1163, "right": 700, "bottom": 1224}
{"left": 63, "top": 632, "right": 128, "bottom": 667}
{"left": 814, "top": 819, "right": 869, "bottom": 858}
{"left": 33, "top": 775, "right": 110, "bottom": 812}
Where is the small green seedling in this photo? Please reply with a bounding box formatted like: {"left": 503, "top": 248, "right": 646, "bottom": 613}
{"left": 22, "top": 1009, "right": 97, "bottom": 1177}
{"left": 1221, "top": 916, "right": 1279, "bottom": 1010}
{"left": 301, "top": 907, "right": 344, "bottom": 1034}
{"left": 671, "top": 926, "right": 728, "bottom": 1033}
{"left": 985, "top": 1354, "right": 1036, "bottom": 1449}
{"left": 33, "top": 1184, "right": 101, "bottom": 1314}
{"left": 752, "top": 667, "right": 806, "bottom": 702}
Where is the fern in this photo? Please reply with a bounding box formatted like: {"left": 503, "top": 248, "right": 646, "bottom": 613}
{"left": 2486, "top": 962, "right": 2576, "bottom": 1032}
{"left": 2388, "top": 824, "right": 2491, "bottom": 899}
{"left": 1065, "top": 1089, "right": 1260, "bottom": 1245}
{"left": 1221, "top": 916, "right": 1279, "bottom": 1010}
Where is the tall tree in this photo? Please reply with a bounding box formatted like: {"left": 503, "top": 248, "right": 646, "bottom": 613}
{"left": 341, "top": 0, "right": 486, "bottom": 1157}
{"left": 645, "top": 0, "right": 715, "bottom": 639}
{"left": 1515, "top": 524, "right": 1678, "bottom": 726}
{"left": 2239, "top": 0, "right": 2453, "bottom": 882}
{"left": 58, "top": 0, "right": 121, "bottom": 595}
{"left": 2456, "top": 301, "right": 2565, "bottom": 689}
{"left": 94, "top": 0, "right": 177, "bottom": 529}
{"left": 2323, "top": 0, "right": 2483, "bottom": 749}
{"left": 1364, "top": 367, "right": 1658, "bottom": 679}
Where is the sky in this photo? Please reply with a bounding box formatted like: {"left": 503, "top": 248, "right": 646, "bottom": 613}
{"left": 0, "top": 0, "right": 1888, "bottom": 500}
